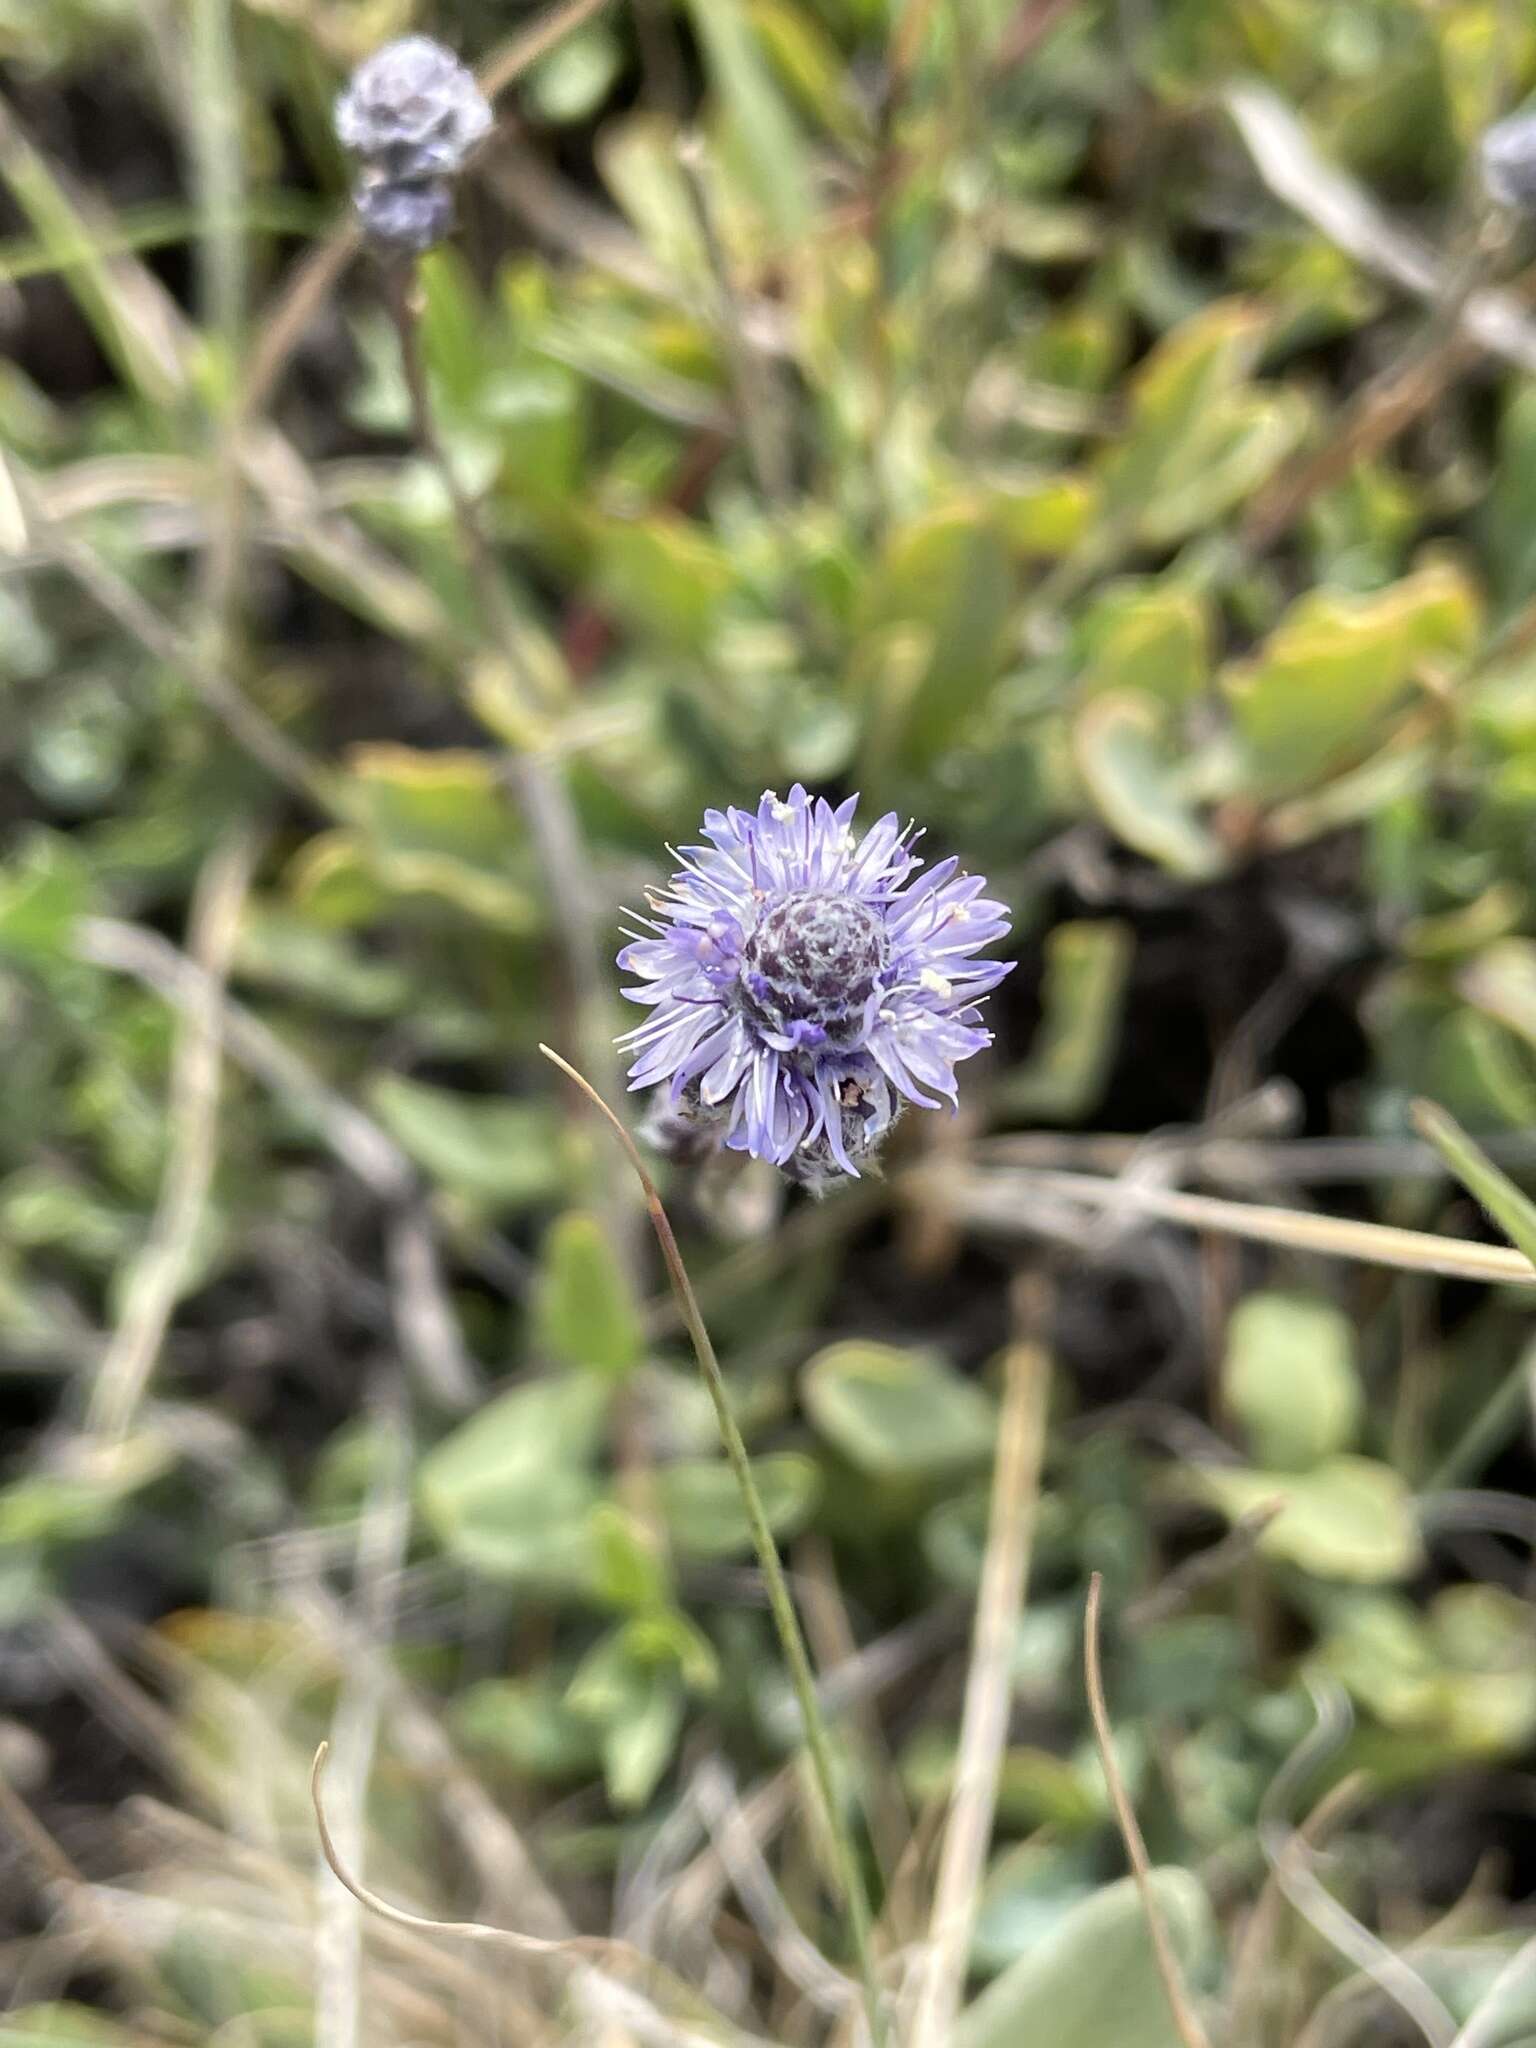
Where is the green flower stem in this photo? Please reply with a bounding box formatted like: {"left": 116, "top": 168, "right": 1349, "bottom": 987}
{"left": 382, "top": 269, "right": 638, "bottom": 1282}
{"left": 539, "top": 1044, "right": 885, "bottom": 2045}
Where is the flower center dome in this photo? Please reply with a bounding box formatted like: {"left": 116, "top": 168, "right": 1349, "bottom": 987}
{"left": 739, "top": 892, "right": 887, "bottom": 1048}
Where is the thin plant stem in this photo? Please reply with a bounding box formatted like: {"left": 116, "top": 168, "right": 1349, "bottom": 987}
{"left": 1449, "top": 1931, "right": 1536, "bottom": 2048}
{"left": 1425, "top": 1331, "right": 1536, "bottom": 1491}
{"left": 1083, "top": 1574, "right": 1212, "bottom": 2048}
{"left": 188, "top": 0, "right": 244, "bottom": 361}
{"left": 314, "top": 1742, "right": 634, "bottom": 1965}
{"left": 1257, "top": 1681, "right": 1457, "bottom": 2048}
{"left": 312, "top": 1742, "right": 772, "bottom": 2048}
{"left": 943, "top": 1163, "right": 1536, "bottom": 1287}
{"left": 6, "top": 458, "right": 335, "bottom": 813}
{"left": 382, "top": 265, "right": 638, "bottom": 1275}
{"left": 86, "top": 825, "right": 258, "bottom": 1442}
{"left": 383, "top": 264, "right": 554, "bottom": 716}
{"left": 907, "top": 1308, "right": 1050, "bottom": 2048}
{"left": 537, "top": 1043, "right": 886, "bottom": 2047}
{"left": 315, "top": 1391, "right": 411, "bottom": 2048}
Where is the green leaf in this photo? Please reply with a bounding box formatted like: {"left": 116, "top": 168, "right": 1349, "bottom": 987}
{"left": 1194, "top": 1456, "right": 1421, "bottom": 1583}
{"left": 1078, "top": 582, "right": 1210, "bottom": 708}
{"left": 598, "top": 116, "right": 712, "bottom": 284}
{"left": 1139, "top": 388, "right": 1308, "bottom": 544}
{"left": 525, "top": 24, "right": 622, "bottom": 123}
{"left": 1223, "top": 564, "right": 1480, "bottom": 797}
{"left": 0, "top": 2008, "right": 141, "bottom": 2048}
{"left": 368, "top": 1077, "right": 561, "bottom": 1211}
{"left": 863, "top": 505, "right": 1014, "bottom": 765}
{"left": 956, "top": 1870, "right": 1214, "bottom": 2048}
{"left": 1429, "top": 1583, "right": 1536, "bottom": 1755}
{"left": 1482, "top": 382, "right": 1536, "bottom": 607}
{"left": 567, "top": 1624, "right": 696, "bottom": 1807}
{"left": 602, "top": 1663, "right": 685, "bottom": 1809}
{"left": 0, "top": 1433, "right": 172, "bottom": 1547}
{"left": 1412, "top": 1099, "right": 1536, "bottom": 1271}
{"left": 591, "top": 1502, "right": 671, "bottom": 1613}
{"left": 234, "top": 908, "right": 411, "bottom": 1017}
{"left": 417, "top": 1376, "right": 608, "bottom": 1586}
{"left": 1002, "top": 920, "right": 1133, "bottom": 1121}
{"left": 971, "top": 1841, "right": 1099, "bottom": 1975}
{"left": 1074, "top": 691, "right": 1225, "bottom": 879}
{"left": 683, "top": 0, "right": 812, "bottom": 242}
{"left": 0, "top": 831, "right": 92, "bottom": 966}
{"left": 0, "top": 122, "right": 185, "bottom": 407}
{"left": 803, "top": 1341, "right": 996, "bottom": 1479}
{"left": 592, "top": 513, "right": 734, "bottom": 650}
{"left": 338, "top": 745, "right": 540, "bottom": 931}
{"left": 1224, "top": 1292, "right": 1362, "bottom": 1470}
{"left": 993, "top": 473, "right": 1098, "bottom": 560}
{"left": 1094, "top": 299, "right": 1267, "bottom": 533}
{"left": 535, "top": 1211, "right": 643, "bottom": 1378}
{"left": 1456, "top": 937, "right": 1536, "bottom": 1039}
{"left": 748, "top": 0, "right": 867, "bottom": 141}
{"left": 1317, "top": 1584, "right": 1536, "bottom": 1758}
{"left": 452, "top": 1673, "right": 604, "bottom": 1781}
{"left": 655, "top": 1452, "right": 821, "bottom": 1557}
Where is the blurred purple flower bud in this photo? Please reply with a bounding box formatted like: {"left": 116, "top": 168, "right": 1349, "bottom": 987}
{"left": 638, "top": 1081, "right": 732, "bottom": 1166}
{"left": 1482, "top": 110, "right": 1536, "bottom": 211}
{"left": 335, "top": 36, "right": 490, "bottom": 251}
{"left": 353, "top": 172, "right": 455, "bottom": 253}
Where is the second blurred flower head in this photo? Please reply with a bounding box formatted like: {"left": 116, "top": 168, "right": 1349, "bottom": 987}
{"left": 335, "top": 35, "right": 491, "bottom": 253}
{"left": 1481, "top": 109, "right": 1536, "bottom": 211}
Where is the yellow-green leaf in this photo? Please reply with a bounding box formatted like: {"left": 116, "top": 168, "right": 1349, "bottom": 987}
{"left": 535, "top": 1210, "right": 644, "bottom": 1377}
{"left": 1074, "top": 690, "right": 1225, "bottom": 879}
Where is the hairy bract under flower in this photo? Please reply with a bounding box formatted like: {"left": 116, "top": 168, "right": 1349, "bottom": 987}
{"left": 619, "top": 788, "right": 1011, "bottom": 1182}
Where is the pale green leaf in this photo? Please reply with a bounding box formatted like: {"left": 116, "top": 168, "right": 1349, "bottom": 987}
{"left": 535, "top": 1210, "right": 644, "bottom": 1377}
{"left": 1074, "top": 690, "right": 1225, "bottom": 879}
{"left": 655, "top": 1453, "right": 821, "bottom": 1558}
{"left": 1224, "top": 1292, "right": 1362, "bottom": 1471}
{"left": 957, "top": 1870, "right": 1214, "bottom": 2048}
{"left": 803, "top": 1341, "right": 995, "bottom": 1479}
{"left": 369, "top": 1076, "right": 561, "bottom": 1210}
{"left": 1195, "top": 1456, "right": 1421, "bottom": 1583}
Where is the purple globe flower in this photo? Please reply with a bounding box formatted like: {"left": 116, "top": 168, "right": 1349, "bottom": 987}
{"left": 619, "top": 787, "right": 1012, "bottom": 1182}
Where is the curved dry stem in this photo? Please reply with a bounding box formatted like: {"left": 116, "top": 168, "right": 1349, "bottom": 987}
{"left": 1083, "top": 1574, "right": 1212, "bottom": 2048}
{"left": 313, "top": 1738, "right": 801, "bottom": 2048}
{"left": 1258, "top": 1684, "right": 1458, "bottom": 2048}
{"left": 538, "top": 1045, "right": 886, "bottom": 2046}
{"left": 312, "top": 1741, "right": 590, "bottom": 1958}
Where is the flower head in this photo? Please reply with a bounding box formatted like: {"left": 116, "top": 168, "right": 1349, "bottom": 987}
{"left": 1481, "top": 110, "right": 1536, "bottom": 211}
{"left": 334, "top": 36, "right": 491, "bottom": 252}
{"left": 619, "top": 788, "right": 1011, "bottom": 1183}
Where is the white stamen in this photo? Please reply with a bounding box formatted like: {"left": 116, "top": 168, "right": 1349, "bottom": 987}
{"left": 920, "top": 967, "right": 953, "bottom": 998}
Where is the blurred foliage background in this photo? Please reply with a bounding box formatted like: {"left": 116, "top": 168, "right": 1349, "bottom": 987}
{"left": 5, "top": 0, "right": 1536, "bottom": 2042}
